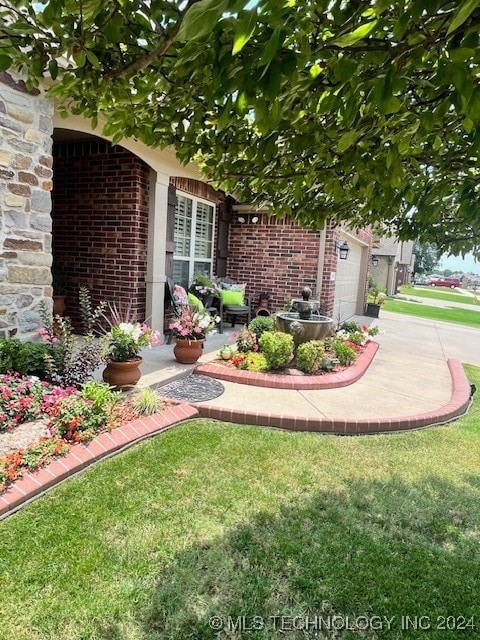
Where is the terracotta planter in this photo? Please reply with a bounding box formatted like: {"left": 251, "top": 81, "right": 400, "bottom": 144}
{"left": 173, "top": 338, "right": 205, "bottom": 364}
{"left": 102, "top": 357, "right": 142, "bottom": 389}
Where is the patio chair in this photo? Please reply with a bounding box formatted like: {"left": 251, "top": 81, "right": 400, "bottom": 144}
{"left": 218, "top": 280, "right": 251, "bottom": 328}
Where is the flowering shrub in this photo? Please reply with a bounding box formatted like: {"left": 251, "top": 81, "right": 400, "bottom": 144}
{"left": 0, "top": 373, "right": 52, "bottom": 432}
{"left": 43, "top": 382, "right": 122, "bottom": 442}
{"left": 0, "top": 437, "right": 69, "bottom": 492}
{"left": 107, "top": 322, "right": 161, "bottom": 362}
{"left": 234, "top": 327, "right": 258, "bottom": 353}
{"left": 230, "top": 352, "right": 268, "bottom": 371}
{"left": 189, "top": 273, "right": 220, "bottom": 300}
{"left": 169, "top": 308, "right": 219, "bottom": 340}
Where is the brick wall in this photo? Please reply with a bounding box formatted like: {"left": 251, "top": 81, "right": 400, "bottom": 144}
{"left": 227, "top": 214, "right": 322, "bottom": 313}
{"left": 52, "top": 139, "right": 150, "bottom": 329}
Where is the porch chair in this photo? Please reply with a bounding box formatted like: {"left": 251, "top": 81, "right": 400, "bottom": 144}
{"left": 218, "top": 280, "right": 251, "bottom": 328}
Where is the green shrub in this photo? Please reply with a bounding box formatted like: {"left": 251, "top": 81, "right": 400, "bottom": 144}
{"left": 340, "top": 320, "right": 362, "bottom": 333}
{"left": 258, "top": 331, "right": 294, "bottom": 370}
{"left": 248, "top": 315, "right": 275, "bottom": 338}
{"left": 0, "top": 338, "right": 50, "bottom": 377}
{"left": 332, "top": 339, "right": 357, "bottom": 366}
{"left": 131, "top": 387, "right": 164, "bottom": 416}
{"left": 249, "top": 315, "right": 275, "bottom": 337}
{"left": 295, "top": 340, "right": 325, "bottom": 374}
{"left": 242, "top": 352, "right": 269, "bottom": 372}
{"left": 321, "top": 357, "right": 336, "bottom": 371}
{"left": 347, "top": 331, "right": 365, "bottom": 346}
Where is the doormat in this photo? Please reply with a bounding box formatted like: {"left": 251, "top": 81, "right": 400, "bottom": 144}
{"left": 156, "top": 374, "right": 225, "bottom": 403}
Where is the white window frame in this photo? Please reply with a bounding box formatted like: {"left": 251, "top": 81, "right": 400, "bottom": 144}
{"left": 173, "top": 191, "right": 216, "bottom": 288}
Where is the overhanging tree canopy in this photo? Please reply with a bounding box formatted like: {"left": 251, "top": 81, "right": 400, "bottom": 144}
{"left": 1, "top": 0, "right": 479, "bottom": 256}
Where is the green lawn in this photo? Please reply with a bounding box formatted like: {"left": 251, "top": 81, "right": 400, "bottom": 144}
{"left": 1, "top": 365, "right": 480, "bottom": 639}
{"left": 385, "top": 298, "right": 480, "bottom": 328}
{"left": 400, "top": 285, "right": 479, "bottom": 306}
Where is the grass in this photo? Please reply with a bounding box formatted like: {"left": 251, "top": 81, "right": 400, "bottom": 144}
{"left": 385, "top": 298, "right": 480, "bottom": 328}
{"left": 400, "top": 285, "right": 479, "bottom": 306}
{"left": 0, "top": 365, "right": 480, "bottom": 639}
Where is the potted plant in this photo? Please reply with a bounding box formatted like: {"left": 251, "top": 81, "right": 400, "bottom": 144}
{"left": 365, "top": 276, "right": 386, "bottom": 317}
{"left": 51, "top": 260, "right": 68, "bottom": 316}
{"left": 102, "top": 305, "right": 161, "bottom": 388}
{"left": 189, "top": 272, "right": 220, "bottom": 307}
{"left": 169, "top": 308, "right": 219, "bottom": 363}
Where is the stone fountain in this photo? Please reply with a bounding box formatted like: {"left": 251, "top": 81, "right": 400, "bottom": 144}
{"left": 275, "top": 286, "right": 333, "bottom": 346}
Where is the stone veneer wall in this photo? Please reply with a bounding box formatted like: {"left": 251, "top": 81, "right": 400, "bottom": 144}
{"left": 0, "top": 73, "right": 54, "bottom": 338}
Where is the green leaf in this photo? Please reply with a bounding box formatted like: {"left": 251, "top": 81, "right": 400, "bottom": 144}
{"left": 48, "top": 59, "right": 58, "bottom": 80}
{"left": 467, "top": 87, "right": 480, "bottom": 122}
{"left": 0, "top": 54, "right": 12, "bottom": 72}
{"left": 336, "top": 130, "right": 360, "bottom": 153}
{"left": 433, "top": 135, "right": 442, "bottom": 150}
{"left": 259, "top": 28, "right": 285, "bottom": 67}
{"left": 333, "top": 56, "right": 358, "bottom": 82}
{"left": 232, "top": 10, "right": 257, "bottom": 55}
{"left": 447, "top": 0, "right": 480, "bottom": 35}
{"left": 333, "top": 20, "right": 378, "bottom": 48}
{"left": 177, "top": 0, "right": 228, "bottom": 42}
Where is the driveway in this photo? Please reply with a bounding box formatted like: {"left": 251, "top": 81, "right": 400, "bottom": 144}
{"left": 377, "top": 310, "right": 480, "bottom": 367}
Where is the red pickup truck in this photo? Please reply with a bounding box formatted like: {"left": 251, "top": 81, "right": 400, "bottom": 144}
{"left": 425, "top": 277, "right": 461, "bottom": 289}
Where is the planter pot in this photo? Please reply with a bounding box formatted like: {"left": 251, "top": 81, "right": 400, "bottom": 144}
{"left": 365, "top": 303, "right": 381, "bottom": 318}
{"left": 102, "top": 357, "right": 142, "bottom": 389}
{"left": 173, "top": 338, "right": 205, "bottom": 364}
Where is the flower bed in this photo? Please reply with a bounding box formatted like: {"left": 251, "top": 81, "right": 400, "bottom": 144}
{"left": 216, "top": 321, "right": 379, "bottom": 376}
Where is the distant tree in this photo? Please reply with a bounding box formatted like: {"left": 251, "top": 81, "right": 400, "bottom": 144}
{"left": 441, "top": 268, "right": 454, "bottom": 276}
{"left": 413, "top": 243, "right": 439, "bottom": 276}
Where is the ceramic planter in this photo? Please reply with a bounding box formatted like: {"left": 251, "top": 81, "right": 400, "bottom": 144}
{"left": 102, "top": 357, "right": 143, "bottom": 389}
{"left": 173, "top": 338, "right": 204, "bottom": 364}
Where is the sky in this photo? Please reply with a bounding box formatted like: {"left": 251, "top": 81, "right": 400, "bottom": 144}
{"left": 438, "top": 252, "right": 479, "bottom": 274}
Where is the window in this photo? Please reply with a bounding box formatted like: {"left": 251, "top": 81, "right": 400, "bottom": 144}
{"left": 173, "top": 193, "right": 215, "bottom": 288}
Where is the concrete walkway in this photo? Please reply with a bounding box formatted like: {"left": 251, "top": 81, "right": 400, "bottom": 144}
{"left": 1, "top": 311, "right": 476, "bottom": 519}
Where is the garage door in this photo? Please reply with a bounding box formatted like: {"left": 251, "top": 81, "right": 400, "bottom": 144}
{"left": 333, "top": 239, "right": 364, "bottom": 322}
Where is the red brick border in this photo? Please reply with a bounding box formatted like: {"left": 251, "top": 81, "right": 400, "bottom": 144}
{"left": 0, "top": 357, "right": 472, "bottom": 519}
{"left": 0, "top": 404, "right": 199, "bottom": 520}
{"left": 196, "top": 340, "right": 379, "bottom": 389}
{"left": 196, "top": 359, "right": 472, "bottom": 436}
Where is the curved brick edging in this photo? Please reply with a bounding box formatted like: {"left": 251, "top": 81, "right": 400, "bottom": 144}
{"left": 196, "top": 340, "right": 379, "bottom": 389}
{"left": 0, "top": 359, "right": 472, "bottom": 519}
{"left": 0, "top": 404, "right": 199, "bottom": 520}
{"left": 196, "top": 359, "right": 472, "bottom": 436}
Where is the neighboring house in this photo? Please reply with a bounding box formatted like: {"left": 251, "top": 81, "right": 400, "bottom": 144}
{"left": 0, "top": 71, "right": 375, "bottom": 339}
{"left": 370, "top": 236, "right": 415, "bottom": 295}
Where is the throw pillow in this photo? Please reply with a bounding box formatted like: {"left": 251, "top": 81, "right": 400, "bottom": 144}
{"left": 220, "top": 289, "right": 244, "bottom": 306}
{"left": 173, "top": 284, "right": 189, "bottom": 309}
{"left": 187, "top": 292, "right": 205, "bottom": 311}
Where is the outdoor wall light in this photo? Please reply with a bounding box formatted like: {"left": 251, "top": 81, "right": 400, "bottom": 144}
{"left": 335, "top": 240, "right": 350, "bottom": 260}
{"left": 371, "top": 254, "right": 379, "bottom": 267}
{"left": 251, "top": 216, "right": 259, "bottom": 223}
{"left": 237, "top": 216, "right": 246, "bottom": 223}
